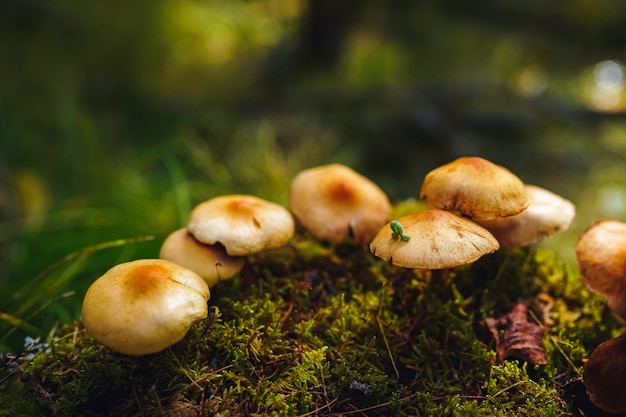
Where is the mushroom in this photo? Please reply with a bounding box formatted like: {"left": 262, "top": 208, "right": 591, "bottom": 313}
{"left": 369, "top": 209, "right": 500, "bottom": 269}
{"left": 159, "top": 228, "right": 245, "bottom": 287}
{"left": 583, "top": 332, "right": 626, "bottom": 414}
{"left": 475, "top": 184, "right": 576, "bottom": 248}
{"left": 420, "top": 156, "right": 529, "bottom": 220}
{"left": 188, "top": 194, "right": 295, "bottom": 256}
{"left": 289, "top": 163, "right": 391, "bottom": 245}
{"left": 81, "top": 259, "right": 211, "bottom": 355}
{"left": 576, "top": 220, "right": 626, "bottom": 319}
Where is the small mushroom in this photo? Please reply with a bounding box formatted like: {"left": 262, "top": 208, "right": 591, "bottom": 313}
{"left": 476, "top": 184, "right": 576, "bottom": 248}
{"left": 289, "top": 163, "right": 391, "bottom": 244}
{"left": 159, "top": 228, "right": 245, "bottom": 287}
{"left": 369, "top": 209, "right": 500, "bottom": 269}
{"left": 576, "top": 220, "right": 626, "bottom": 319}
{"left": 81, "top": 259, "right": 211, "bottom": 355}
{"left": 420, "top": 156, "right": 529, "bottom": 220}
{"left": 188, "top": 194, "right": 295, "bottom": 256}
{"left": 583, "top": 332, "right": 626, "bottom": 414}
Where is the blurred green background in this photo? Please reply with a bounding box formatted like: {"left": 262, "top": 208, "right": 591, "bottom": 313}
{"left": 2, "top": 0, "right": 626, "bottom": 352}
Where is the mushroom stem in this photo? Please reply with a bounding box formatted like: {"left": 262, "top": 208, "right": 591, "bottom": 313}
{"left": 428, "top": 269, "right": 445, "bottom": 286}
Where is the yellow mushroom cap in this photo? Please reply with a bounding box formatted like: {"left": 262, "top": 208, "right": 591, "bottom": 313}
{"left": 576, "top": 220, "right": 626, "bottom": 319}
{"left": 420, "top": 156, "right": 529, "bottom": 220}
{"left": 369, "top": 209, "right": 500, "bottom": 269}
{"left": 476, "top": 184, "right": 576, "bottom": 247}
{"left": 159, "top": 228, "right": 245, "bottom": 287}
{"left": 583, "top": 332, "right": 626, "bottom": 414}
{"left": 188, "top": 195, "right": 295, "bottom": 256}
{"left": 81, "top": 259, "right": 211, "bottom": 355}
{"left": 289, "top": 163, "right": 392, "bottom": 244}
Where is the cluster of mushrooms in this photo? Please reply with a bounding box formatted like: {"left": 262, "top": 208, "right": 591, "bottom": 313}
{"left": 370, "top": 157, "right": 575, "bottom": 270}
{"left": 80, "top": 156, "right": 626, "bottom": 413}
{"left": 81, "top": 195, "right": 296, "bottom": 356}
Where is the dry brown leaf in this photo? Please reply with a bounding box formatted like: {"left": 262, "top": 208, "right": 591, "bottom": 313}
{"left": 479, "top": 300, "right": 547, "bottom": 365}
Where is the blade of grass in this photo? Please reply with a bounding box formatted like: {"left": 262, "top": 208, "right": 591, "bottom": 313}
{"left": 10, "top": 252, "right": 85, "bottom": 319}
{"left": 0, "top": 311, "right": 39, "bottom": 335}
{"left": 1, "top": 291, "right": 77, "bottom": 344}
{"left": 6, "top": 235, "right": 155, "bottom": 305}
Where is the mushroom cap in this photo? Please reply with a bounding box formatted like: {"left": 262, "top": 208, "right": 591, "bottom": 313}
{"left": 583, "top": 332, "right": 626, "bottom": 414}
{"left": 188, "top": 195, "right": 295, "bottom": 256}
{"left": 369, "top": 209, "right": 500, "bottom": 269}
{"left": 576, "top": 220, "right": 626, "bottom": 318}
{"left": 159, "top": 228, "right": 245, "bottom": 287}
{"left": 420, "top": 156, "right": 529, "bottom": 220}
{"left": 289, "top": 163, "right": 392, "bottom": 244}
{"left": 81, "top": 259, "right": 210, "bottom": 355}
{"left": 476, "top": 184, "right": 576, "bottom": 247}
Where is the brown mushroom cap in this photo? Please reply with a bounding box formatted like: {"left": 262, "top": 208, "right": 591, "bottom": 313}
{"left": 289, "top": 163, "right": 392, "bottom": 244}
{"left": 81, "top": 259, "right": 211, "bottom": 355}
{"left": 583, "top": 332, "right": 626, "bottom": 414}
{"left": 188, "top": 195, "right": 295, "bottom": 256}
{"left": 369, "top": 209, "right": 500, "bottom": 269}
{"left": 159, "top": 228, "right": 245, "bottom": 287}
{"left": 576, "top": 220, "right": 626, "bottom": 318}
{"left": 476, "top": 184, "right": 576, "bottom": 247}
{"left": 420, "top": 156, "right": 529, "bottom": 220}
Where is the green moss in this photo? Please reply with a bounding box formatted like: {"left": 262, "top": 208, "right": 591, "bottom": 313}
{"left": 1, "top": 231, "right": 623, "bottom": 416}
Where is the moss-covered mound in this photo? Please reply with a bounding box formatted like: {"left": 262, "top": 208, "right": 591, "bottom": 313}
{"left": 1, "top": 223, "right": 623, "bottom": 416}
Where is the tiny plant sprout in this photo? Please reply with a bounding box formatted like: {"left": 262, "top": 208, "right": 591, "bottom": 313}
{"left": 389, "top": 220, "right": 410, "bottom": 241}
{"left": 81, "top": 259, "right": 211, "bottom": 355}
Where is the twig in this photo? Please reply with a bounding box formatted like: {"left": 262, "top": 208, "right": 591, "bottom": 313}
{"left": 376, "top": 315, "right": 400, "bottom": 379}
{"left": 491, "top": 380, "right": 527, "bottom": 398}
{"left": 168, "top": 348, "right": 234, "bottom": 391}
{"left": 131, "top": 383, "right": 146, "bottom": 417}
{"left": 318, "top": 362, "right": 332, "bottom": 414}
{"left": 327, "top": 392, "right": 418, "bottom": 416}
{"left": 548, "top": 335, "right": 579, "bottom": 373}
{"left": 295, "top": 397, "right": 339, "bottom": 417}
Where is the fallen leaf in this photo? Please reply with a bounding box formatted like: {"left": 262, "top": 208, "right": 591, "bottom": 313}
{"left": 479, "top": 300, "right": 547, "bottom": 365}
